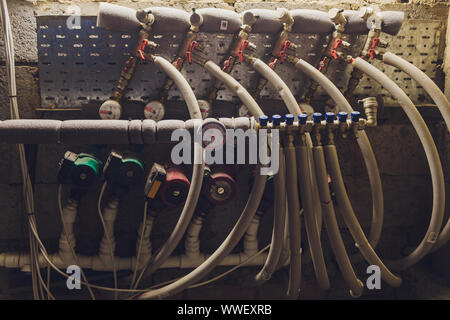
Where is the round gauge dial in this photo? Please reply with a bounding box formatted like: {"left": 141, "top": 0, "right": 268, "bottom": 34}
{"left": 238, "top": 104, "right": 252, "bottom": 118}
{"left": 201, "top": 119, "right": 226, "bottom": 149}
{"left": 99, "top": 100, "right": 122, "bottom": 120}
{"left": 144, "top": 101, "right": 165, "bottom": 122}
{"left": 198, "top": 99, "right": 212, "bottom": 119}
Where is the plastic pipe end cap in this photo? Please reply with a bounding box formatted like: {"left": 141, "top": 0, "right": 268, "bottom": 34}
{"left": 285, "top": 114, "right": 294, "bottom": 125}
{"left": 337, "top": 112, "right": 348, "bottom": 122}
{"left": 312, "top": 112, "right": 323, "bottom": 124}
{"left": 298, "top": 114, "right": 308, "bottom": 125}
{"left": 350, "top": 111, "right": 361, "bottom": 122}
{"left": 258, "top": 115, "right": 269, "bottom": 126}
{"left": 272, "top": 114, "right": 282, "bottom": 126}
{"left": 325, "top": 112, "right": 336, "bottom": 123}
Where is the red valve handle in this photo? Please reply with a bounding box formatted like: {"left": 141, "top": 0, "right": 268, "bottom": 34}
{"left": 268, "top": 58, "right": 278, "bottom": 69}
{"left": 333, "top": 38, "right": 343, "bottom": 50}
{"left": 318, "top": 56, "right": 328, "bottom": 71}
{"left": 238, "top": 40, "right": 249, "bottom": 62}
{"left": 223, "top": 56, "right": 233, "bottom": 71}
{"left": 330, "top": 50, "right": 338, "bottom": 60}
{"left": 173, "top": 57, "right": 183, "bottom": 70}
{"left": 279, "top": 40, "right": 291, "bottom": 62}
{"left": 186, "top": 41, "right": 198, "bottom": 63}
{"left": 371, "top": 37, "right": 380, "bottom": 49}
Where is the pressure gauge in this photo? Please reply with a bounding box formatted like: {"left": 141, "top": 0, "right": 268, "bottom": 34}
{"left": 144, "top": 100, "right": 165, "bottom": 122}
{"left": 201, "top": 119, "right": 227, "bottom": 149}
{"left": 238, "top": 104, "right": 252, "bottom": 118}
{"left": 198, "top": 99, "right": 212, "bottom": 119}
{"left": 99, "top": 100, "right": 122, "bottom": 120}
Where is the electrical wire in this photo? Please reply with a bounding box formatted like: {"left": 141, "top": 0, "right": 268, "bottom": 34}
{"left": 57, "top": 184, "right": 96, "bottom": 300}
{"left": 97, "top": 181, "right": 119, "bottom": 299}
{"left": 128, "top": 244, "right": 272, "bottom": 300}
{"left": 0, "top": 0, "right": 48, "bottom": 299}
{"left": 129, "top": 200, "right": 149, "bottom": 291}
{"left": 27, "top": 210, "right": 270, "bottom": 298}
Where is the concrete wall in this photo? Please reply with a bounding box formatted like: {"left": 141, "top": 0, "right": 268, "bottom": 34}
{"left": 0, "top": 0, "right": 449, "bottom": 299}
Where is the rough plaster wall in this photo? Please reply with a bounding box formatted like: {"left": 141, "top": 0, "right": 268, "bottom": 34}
{"left": 0, "top": 0, "right": 449, "bottom": 299}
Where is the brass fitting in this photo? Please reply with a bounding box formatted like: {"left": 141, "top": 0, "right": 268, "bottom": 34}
{"left": 190, "top": 8, "right": 203, "bottom": 32}
{"left": 359, "top": 97, "right": 378, "bottom": 127}
{"left": 328, "top": 8, "right": 347, "bottom": 34}
{"left": 277, "top": 8, "right": 295, "bottom": 32}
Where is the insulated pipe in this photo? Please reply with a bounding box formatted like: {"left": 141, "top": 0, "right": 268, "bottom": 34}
{"left": 352, "top": 58, "right": 446, "bottom": 269}
{"left": 248, "top": 57, "right": 332, "bottom": 286}
{"left": 382, "top": 51, "right": 450, "bottom": 251}
{"left": 97, "top": 2, "right": 141, "bottom": 32}
{"left": 97, "top": 4, "right": 191, "bottom": 33}
{"left": 98, "top": 198, "right": 120, "bottom": 265}
{"left": 139, "top": 168, "right": 267, "bottom": 299}
{"left": 324, "top": 144, "right": 402, "bottom": 287}
{"left": 290, "top": 9, "right": 334, "bottom": 34}
{"left": 313, "top": 146, "right": 363, "bottom": 297}
{"left": 140, "top": 141, "right": 204, "bottom": 277}
{"left": 255, "top": 147, "right": 286, "bottom": 283}
{"left": 382, "top": 52, "right": 450, "bottom": 133}
{"left": 135, "top": 54, "right": 205, "bottom": 277}
{"left": 58, "top": 200, "right": 78, "bottom": 265}
{"left": 203, "top": 61, "right": 264, "bottom": 119}
{"left": 296, "top": 144, "right": 330, "bottom": 291}
{"left": 200, "top": 60, "right": 300, "bottom": 293}
{"left": 290, "top": 57, "right": 384, "bottom": 249}
{"left": 0, "top": 118, "right": 254, "bottom": 145}
{"left": 153, "top": 56, "right": 202, "bottom": 120}
{"left": 193, "top": 8, "right": 242, "bottom": 34}
{"left": 284, "top": 142, "right": 302, "bottom": 298}
{"left": 0, "top": 251, "right": 270, "bottom": 271}
{"left": 342, "top": 10, "right": 404, "bottom": 35}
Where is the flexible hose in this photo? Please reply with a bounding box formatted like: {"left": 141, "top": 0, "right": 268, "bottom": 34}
{"left": 324, "top": 144, "right": 402, "bottom": 287}
{"left": 1, "top": 0, "right": 51, "bottom": 300}
{"left": 312, "top": 146, "right": 363, "bottom": 297}
{"left": 153, "top": 56, "right": 203, "bottom": 120}
{"left": 204, "top": 61, "right": 264, "bottom": 118}
{"left": 296, "top": 144, "right": 330, "bottom": 290}
{"left": 250, "top": 56, "right": 325, "bottom": 272}
{"left": 352, "top": 57, "right": 446, "bottom": 270}
{"left": 382, "top": 52, "right": 450, "bottom": 251}
{"left": 136, "top": 55, "right": 205, "bottom": 280}
{"left": 292, "top": 57, "right": 384, "bottom": 250}
{"left": 255, "top": 146, "right": 286, "bottom": 282}
{"left": 250, "top": 58, "right": 323, "bottom": 234}
{"left": 204, "top": 60, "right": 299, "bottom": 287}
{"left": 284, "top": 143, "right": 302, "bottom": 298}
{"left": 138, "top": 142, "right": 204, "bottom": 279}
{"left": 138, "top": 59, "right": 268, "bottom": 298}
{"left": 382, "top": 52, "right": 450, "bottom": 133}
{"left": 138, "top": 169, "right": 267, "bottom": 299}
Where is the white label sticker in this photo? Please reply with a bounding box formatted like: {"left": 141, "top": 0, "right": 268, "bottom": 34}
{"left": 220, "top": 20, "right": 228, "bottom": 31}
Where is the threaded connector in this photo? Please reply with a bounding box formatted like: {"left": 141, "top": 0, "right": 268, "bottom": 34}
{"left": 359, "top": 97, "right": 378, "bottom": 127}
